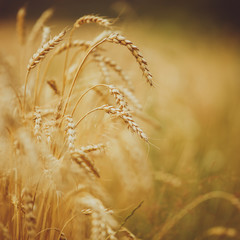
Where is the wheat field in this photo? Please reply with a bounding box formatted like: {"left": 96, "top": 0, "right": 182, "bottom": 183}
{"left": 0, "top": 7, "right": 240, "bottom": 240}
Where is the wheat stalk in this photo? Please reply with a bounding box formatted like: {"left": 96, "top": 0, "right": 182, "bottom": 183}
{"left": 28, "top": 8, "right": 53, "bottom": 43}
{"left": 154, "top": 191, "right": 240, "bottom": 240}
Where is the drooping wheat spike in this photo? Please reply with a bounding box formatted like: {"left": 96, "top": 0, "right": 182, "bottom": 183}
{"left": 80, "top": 143, "right": 105, "bottom": 153}
{"left": 0, "top": 223, "right": 11, "bottom": 240}
{"left": 33, "top": 107, "right": 42, "bottom": 141}
{"left": 27, "top": 29, "right": 66, "bottom": 72}
{"left": 28, "top": 8, "right": 53, "bottom": 43}
{"left": 22, "top": 189, "right": 36, "bottom": 240}
{"left": 118, "top": 86, "right": 142, "bottom": 111}
{"left": 108, "top": 85, "right": 129, "bottom": 111}
{"left": 96, "top": 105, "right": 148, "bottom": 142}
{"left": 71, "top": 150, "right": 100, "bottom": 178}
{"left": 94, "top": 53, "right": 133, "bottom": 89}
{"left": 64, "top": 115, "right": 76, "bottom": 151}
{"left": 16, "top": 6, "right": 26, "bottom": 45}
{"left": 94, "top": 54, "right": 110, "bottom": 84}
{"left": 107, "top": 33, "right": 153, "bottom": 86}
{"left": 54, "top": 40, "right": 92, "bottom": 55}
{"left": 47, "top": 79, "right": 60, "bottom": 95}
{"left": 41, "top": 26, "right": 51, "bottom": 46}
{"left": 74, "top": 15, "right": 112, "bottom": 28}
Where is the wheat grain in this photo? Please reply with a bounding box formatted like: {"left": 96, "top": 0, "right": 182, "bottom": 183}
{"left": 74, "top": 15, "right": 111, "bottom": 28}
{"left": 98, "top": 105, "right": 148, "bottom": 142}
{"left": 33, "top": 108, "right": 42, "bottom": 141}
{"left": 118, "top": 86, "right": 142, "bottom": 111}
{"left": 108, "top": 85, "right": 129, "bottom": 111}
{"left": 22, "top": 189, "right": 36, "bottom": 240}
{"left": 80, "top": 143, "right": 105, "bottom": 153}
{"left": 107, "top": 33, "right": 153, "bottom": 86}
{"left": 65, "top": 115, "right": 76, "bottom": 151}
{"left": 41, "top": 26, "right": 51, "bottom": 46}
{"left": 27, "top": 29, "right": 66, "bottom": 72}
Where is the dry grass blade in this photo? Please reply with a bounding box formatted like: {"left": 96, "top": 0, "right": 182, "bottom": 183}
{"left": 107, "top": 33, "right": 153, "bottom": 86}
{"left": 16, "top": 6, "right": 26, "bottom": 45}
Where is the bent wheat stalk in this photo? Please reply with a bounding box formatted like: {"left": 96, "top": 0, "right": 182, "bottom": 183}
{"left": 62, "top": 15, "right": 112, "bottom": 96}
{"left": 154, "top": 191, "right": 240, "bottom": 240}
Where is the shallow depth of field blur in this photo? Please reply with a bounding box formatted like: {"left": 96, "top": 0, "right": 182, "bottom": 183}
{"left": 1, "top": 0, "right": 240, "bottom": 239}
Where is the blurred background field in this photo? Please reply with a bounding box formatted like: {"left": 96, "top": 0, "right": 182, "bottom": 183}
{"left": 1, "top": 0, "right": 240, "bottom": 239}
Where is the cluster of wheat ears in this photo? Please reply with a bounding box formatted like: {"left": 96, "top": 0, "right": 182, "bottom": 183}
{"left": 2, "top": 6, "right": 240, "bottom": 240}
{"left": 0, "top": 7, "right": 155, "bottom": 240}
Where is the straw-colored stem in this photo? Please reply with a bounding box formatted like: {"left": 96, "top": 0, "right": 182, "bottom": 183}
{"left": 33, "top": 64, "right": 41, "bottom": 108}
{"left": 154, "top": 191, "right": 240, "bottom": 240}
{"left": 71, "top": 84, "right": 107, "bottom": 116}
{"left": 37, "top": 54, "right": 55, "bottom": 101}
{"left": 62, "top": 28, "right": 74, "bottom": 96}
{"left": 23, "top": 70, "right": 30, "bottom": 114}
{"left": 62, "top": 38, "right": 106, "bottom": 117}
{"left": 75, "top": 107, "right": 103, "bottom": 127}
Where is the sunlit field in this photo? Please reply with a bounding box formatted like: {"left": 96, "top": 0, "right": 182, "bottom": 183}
{"left": 0, "top": 7, "right": 240, "bottom": 240}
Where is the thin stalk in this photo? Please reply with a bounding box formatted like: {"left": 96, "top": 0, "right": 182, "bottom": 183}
{"left": 62, "top": 38, "right": 107, "bottom": 117}
{"left": 37, "top": 54, "right": 55, "bottom": 102}
{"left": 62, "top": 28, "right": 75, "bottom": 96}
{"left": 71, "top": 84, "right": 107, "bottom": 116}
{"left": 75, "top": 107, "right": 103, "bottom": 128}
{"left": 23, "top": 70, "right": 30, "bottom": 115}
{"left": 33, "top": 64, "right": 41, "bottom": 108}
